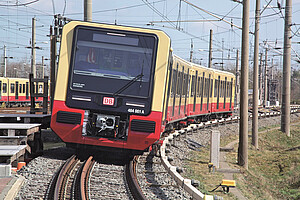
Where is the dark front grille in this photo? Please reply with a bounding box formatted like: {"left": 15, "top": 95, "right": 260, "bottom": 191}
{"left": 56, "top": 111, "right": 82, "bottom": 125}
{"left": 130, "top": 119, "right": 156, "bottom": 133}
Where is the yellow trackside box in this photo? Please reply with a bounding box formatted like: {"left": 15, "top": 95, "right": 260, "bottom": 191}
{"left": 221, "top": 179, "right": 236, "bottom": 187}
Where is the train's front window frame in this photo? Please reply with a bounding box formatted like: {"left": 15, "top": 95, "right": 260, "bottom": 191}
{"left": 69, "top": 26, "right": 158, "bottom": 98}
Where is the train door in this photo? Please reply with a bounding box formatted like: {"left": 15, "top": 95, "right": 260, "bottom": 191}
{"left": 200, "top": 72, "right": 205, "bottom": 111}
{"left": 26, "top": 82, "right": 29, "bottom": 99}
{"left": 223, "top": 77, "right": 227, "bottom": 109}
{"left": 207, "top": 74, "right": 211, "bottom": 111}
{"left": 172, "top": 64, "right": 178, "bottom": 117}
{"left": 184, "top": 69, "right": 189, "bottom": 115}
{"left": 16, "top": 81, "right": 19, "bottom": 100}
{"left": 193, "top": 71, "right": 198, "bottom": 112}
{"left": 229, "top": 78, "right": 233, "bottom": 109}
{"left": 178, "top": 66, "right": 184, "bottom": 116}
{"left": 164, "top": 56, "right": 173, "bottom": 122}
{"left": 9, "top": 81, "right": 15, "bottom": 103}
{"left": 217, "top": 75, "right": 220, "bottom": 110}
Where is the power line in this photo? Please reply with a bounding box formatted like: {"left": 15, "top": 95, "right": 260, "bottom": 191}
{"left": 0, "top": 0, "right": 39, "bottom": 7}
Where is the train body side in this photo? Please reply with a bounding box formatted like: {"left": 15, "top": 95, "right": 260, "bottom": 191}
{"left": 162, "top": 55, "right": 235, "bottom": 130}
{"left": 0, "top": 77, "right": 48, "bottom": 106}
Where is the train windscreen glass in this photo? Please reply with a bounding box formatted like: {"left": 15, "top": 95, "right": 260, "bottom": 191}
{"left": 70, "top": 27, "right": 157, "bottom": 98}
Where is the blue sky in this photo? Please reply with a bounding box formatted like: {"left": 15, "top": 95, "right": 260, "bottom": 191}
{"left": 0, "top": 0, "right": 300, "bottom": 71}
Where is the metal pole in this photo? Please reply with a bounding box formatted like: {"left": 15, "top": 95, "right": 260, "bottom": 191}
{"left": 238, "top": 0, "right": 250, "bottom": 170}
{"left": 259, "top": 53, "right": 263, "bottom": 104}
{"left": 190, "top": 39, "right": 193, "bottom": 62}
{"left": 222, "top": 39, "right": 224, "bottom": 70}
{"left": 84, "top": 0, "right": 92, "bottom": 22}
{"left": 4, "top": 45, "right": 6, "bottom": 77}
{"left": 281, "top": 0, "right": 292, "bottom": 136}
{"left": 264, "top": 48, "right": 268, "bottom": 107}
{"left": 235, "top": 49, "right": 239, "bottom": 107}
{"left": 42, "top": 56, "right": 44, "bottom": 78}
{"left": 208, "top": 29, "right": 213, "bottom": 68}
{"left": 31, "top": 17, "right": 36, "bottom": 78}
{"left": 252, "top": 0, "right": 260, "bottom": 149}
{"left": 50, "top": 35, "right": 57, "bottom": 112}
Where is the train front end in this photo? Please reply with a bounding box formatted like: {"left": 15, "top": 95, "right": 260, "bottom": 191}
{"left": 50, "top": 21, "right": 170, "bottom": 159}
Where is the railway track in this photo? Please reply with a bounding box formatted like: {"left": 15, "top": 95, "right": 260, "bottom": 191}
{"left": 124, "top": 156, "right": 147, "bottom": 200}
{"left": 14, "top": 106, "right": 299, "bottom": 199}
{"left": 44, "top": 154, "right": 147, "bottom": 200}
{"left": 158, "top": 106, "right": 300, "bottom": 199}
{"left": 45, "top": 155, "right": 95, "bottom": 200}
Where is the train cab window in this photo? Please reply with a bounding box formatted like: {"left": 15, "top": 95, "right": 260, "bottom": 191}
{"left": 10, "top": 83, "right": 15, "bottom": 93}
{"left": 0, "top": 81, "right": 1, "bottom": 99}
{"left": 70, "top": 26, "right": 157, "bottom": 98}
{"left": 3, "top": 83, "right": 7, "bottom": 93}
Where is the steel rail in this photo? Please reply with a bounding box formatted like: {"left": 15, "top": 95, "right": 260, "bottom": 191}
{"left": 54, "top": 155, "right": 79, "bottom": 200}
{"left": 45, "top": 154, "right": 79, "bottom": 200}
{"left": 77, "top": 156, "right": 95, "bottom": 200}
{"left": 124, "top": 156, "right": 147, "bottom": 200}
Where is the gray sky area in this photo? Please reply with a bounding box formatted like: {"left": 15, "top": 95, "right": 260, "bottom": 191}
{"left": 0, "top": 0, "right": 300, "bottom": 70}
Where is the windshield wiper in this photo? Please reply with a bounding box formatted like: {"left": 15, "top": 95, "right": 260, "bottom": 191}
{"left": 113, "top": 73, "right": 144, "bottom": 97}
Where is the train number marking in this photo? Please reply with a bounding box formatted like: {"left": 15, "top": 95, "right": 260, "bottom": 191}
{"left": 103, "top": 97, "right": 115, "bottom": 106}
{"left": 127, "top": 108, "right": 145, "bottom": 114}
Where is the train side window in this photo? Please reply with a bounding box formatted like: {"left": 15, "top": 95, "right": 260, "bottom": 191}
{"left": 228, "top": 82, "right": 231, "bottom": 97}
{"left": 199, "top": 77, "right": 202, "bottom": 97}
{"left": 221, "top": 81, "right": 224, "bottom": 97}
{"left": 196, "top": 77, "right": 200, "bottom": 97}
{"left": 225, "top": 82, "right": 227, "bottom": 97}
{"left": 0, "top": 81, "right": 2, "bottom": 99}
{"left": 210, "top": 79, "right": 213, "bottom": 98}
{"left": 221, "top": 81, "right": 223, "bottom": 97}
{"left": 201, "top": 75, "right": 204, "bottom": 97}
{"left": 205, "top": 78, "right": 208, "bottom": 97}
{"left": 172, "top": 69, "right": 177, "bottom": 97}
{"left": 11, "top": 83, "right": 15, "bottom": 93}
{"left": 214, "top": 79, "right": 218, "bottom": 97}
{"left": 191, "top": 75, "right": 195, "bottom": 97}
{"left": 176, "top": 72, "right": 181, "bottom": 96}
{"left": 23, "top": 84, "right": 25, "bottom": 94}
{"left": 19, "top": 84, "right": 22, "bottom": 93}
{"left": 3, "top": 83, "right": 7, "bottom": 93}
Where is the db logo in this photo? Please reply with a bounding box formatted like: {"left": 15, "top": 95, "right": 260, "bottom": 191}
{"left": 103, "top": 97, "right": 115, "bottom": 106}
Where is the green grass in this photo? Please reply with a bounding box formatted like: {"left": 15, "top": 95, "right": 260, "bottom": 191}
{"left": 184, "top": 121, "right": 300, "bottom": 200}
{"left": 184, "top": 149, "right": 237, "bottom": 199}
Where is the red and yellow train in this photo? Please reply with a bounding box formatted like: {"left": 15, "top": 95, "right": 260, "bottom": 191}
{"left": 50, "top": 21, "right": 235, "bottom": 161}
{"left": 0, "top": 77, "right": 46, "bottom": 107}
